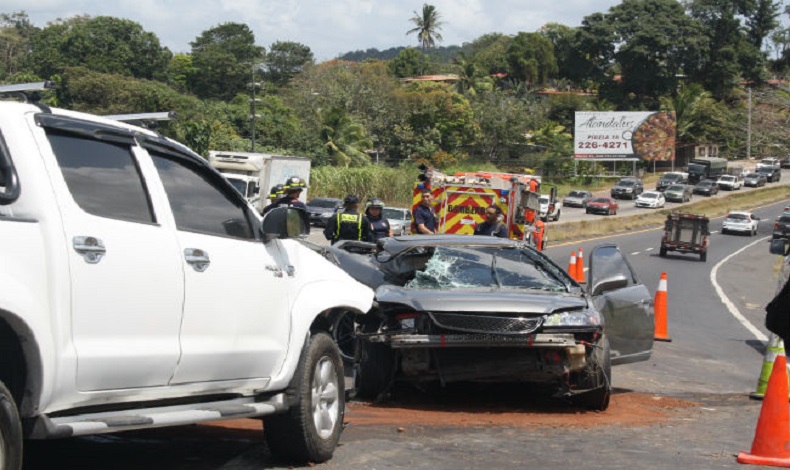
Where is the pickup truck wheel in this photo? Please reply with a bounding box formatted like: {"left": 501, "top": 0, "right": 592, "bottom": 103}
{"left": 0, "top": 381, "right": 22, "bottom": 470}
{"left": 356, "top": 340, "right": 395, "bottom": 400}
{"left": 659, "top": 245, "right": 667, "bottom": 257}
{"left": 572, "top": 337, "right": 611, "bottom": 411}
{"left": 700, "top": 251, "right": 707, "bottom": 262}
{"left": 264, "top": 333, "right": 344, "bottom": 464}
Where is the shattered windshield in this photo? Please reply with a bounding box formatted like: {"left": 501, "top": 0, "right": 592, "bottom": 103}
{"left": 403, "top": 246, "right": 568, "bottom": 292}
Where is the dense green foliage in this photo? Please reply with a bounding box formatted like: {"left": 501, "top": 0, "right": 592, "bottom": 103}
{"left": 3, "top": 0, "right": 790, "bottom": 200}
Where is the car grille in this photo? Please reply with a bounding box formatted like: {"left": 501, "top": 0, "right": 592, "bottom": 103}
{"left": 427, "top": 312, "right": 543, "bottom": 335}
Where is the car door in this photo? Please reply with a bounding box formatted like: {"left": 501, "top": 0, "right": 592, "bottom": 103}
{"left": 148, "top": 148, "right": 291, "bottom": 384}
{"left": 40, "top": 116, "right": 184, "bottom": 391}
{"left": 588, "top": 244, "right": 653, "bottom": 365}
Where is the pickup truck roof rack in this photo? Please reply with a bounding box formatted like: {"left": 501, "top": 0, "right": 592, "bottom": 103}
{"left": 0, "top": 81, "right": 56, "bottom": 104}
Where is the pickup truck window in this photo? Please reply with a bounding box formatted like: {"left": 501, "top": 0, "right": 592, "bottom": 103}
{"left": 47, "top": 130, "right": 154, "bottom": 223}
{"left": 151, "top": 152, "right": 255, "bottom": 240}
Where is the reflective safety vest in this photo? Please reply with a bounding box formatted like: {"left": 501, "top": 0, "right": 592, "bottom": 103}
{"left": 335, "top": 212, "right": 363, "bottom": 241}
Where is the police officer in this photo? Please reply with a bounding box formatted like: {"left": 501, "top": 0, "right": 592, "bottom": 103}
{"left": 366, "top": 198, "right": 393, "bottom": 242}
{"left": 324, "top": 194, "right": 371, "bottom": 244}
{"left": 474, "top": 205, "right": 508, "bottom": 238}
{"left": 263, "top": 176, "right": 307, "bottom": 214}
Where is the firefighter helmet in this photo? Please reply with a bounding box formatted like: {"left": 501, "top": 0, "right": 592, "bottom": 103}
{"left": 284, "top": 176, "right": 307, "bottom": 191}
{"left": 268, "top": 184, "right": 285, "bottom": 199}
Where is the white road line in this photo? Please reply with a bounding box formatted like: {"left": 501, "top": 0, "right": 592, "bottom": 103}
{"left": 646, "top": 247, "right": 654, "bottom": 251}
{"left": 631, "top": 251, "right": 640, "bottom": 255}
{"left": 710, "top": 236, "right": 769, "bottom": 342}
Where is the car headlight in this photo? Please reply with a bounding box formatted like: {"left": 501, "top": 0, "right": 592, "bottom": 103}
{"left": 543, "top": 310, "right": 601, "bottom": 327}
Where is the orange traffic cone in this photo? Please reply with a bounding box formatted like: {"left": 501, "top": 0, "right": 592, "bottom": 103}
{"left": 737, "top": 354, "right": 790, "bottom": 466}
{"left": 654, "top": 272, "right": 672, "bottom": 342}
{"left": 576, "top": 247, "right": 586, "bottom": 283}
{"left": 568, "top": 251, "right": 578, "bottom": 281}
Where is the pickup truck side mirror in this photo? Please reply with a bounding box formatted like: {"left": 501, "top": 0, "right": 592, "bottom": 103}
{"left": 770, "top": 238, "right": 790, "bottom": 256}
{"left": 261, "top": 207, "right": 309, "bottom": 242}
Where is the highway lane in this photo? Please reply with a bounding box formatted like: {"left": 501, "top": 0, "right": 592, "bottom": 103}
{"left": 545, "top": 199, "right": 786, "bottom": 397}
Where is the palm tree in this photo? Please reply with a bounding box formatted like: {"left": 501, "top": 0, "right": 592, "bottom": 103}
{"left": 406, "top": 3, "right": 444, "bottom": 75}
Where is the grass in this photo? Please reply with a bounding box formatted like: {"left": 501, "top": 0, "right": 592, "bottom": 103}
{"left": 547, "top": 185, "right": 790, "bottom": 244}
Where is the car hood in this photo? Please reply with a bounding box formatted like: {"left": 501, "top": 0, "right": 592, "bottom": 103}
{"left": 374, "top": 284, "right": 588, "bottom": 314}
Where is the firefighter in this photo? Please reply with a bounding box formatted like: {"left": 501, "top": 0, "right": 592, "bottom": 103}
{"left": 533, "top": 218, "right": 546, "bottom": 251}
{"left": 366, "top": 198, "right": 393, "bottom": 241}
{"left": 263, "top": 176, "right": 308, "bottom": 214}
{"left": 267, "top": 184, "right": 285, "bottom": 205}
{"left": 474, "top": 205, "right": 507, "bottom": 238}
{"left": 324, "top": 194, "right": 371, "bottom": 244}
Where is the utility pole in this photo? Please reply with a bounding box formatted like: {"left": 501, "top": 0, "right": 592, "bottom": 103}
{"left": 248, "top": 63, "right": 261, "bottom": 152}
{"left": 747, "top": 87, "right": 752, "bottom": 160}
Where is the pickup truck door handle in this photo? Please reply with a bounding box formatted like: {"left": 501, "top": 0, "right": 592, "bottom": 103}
{"left": 184, "top": 248, "right": 210, "bottom": 272}
{"left": 73, "top": 236, "right": 106, "bottom": 264}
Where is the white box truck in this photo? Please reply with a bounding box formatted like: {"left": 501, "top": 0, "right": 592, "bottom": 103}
{"left": 208, "top": 151, "right": 311, "bottom": 213}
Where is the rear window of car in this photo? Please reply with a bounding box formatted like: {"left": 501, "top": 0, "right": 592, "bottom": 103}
{"left": 308, "top": 198, "right": 341, "bottom": 208}
{"left": 666, "top": 185, "right": 684, "bottom": 191}
{"left": 727, "top": 213, "right": 748, "bottom": 220}
{"left": 781, "top": 216, "right": 790, "bottom": 224}
{"left": 567, "top": 191, "right": 582, "bottom": 197}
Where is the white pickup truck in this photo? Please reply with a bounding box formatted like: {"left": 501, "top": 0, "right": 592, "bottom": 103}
{"left": 0, "top": 97, "right": 374, "bottom": 468}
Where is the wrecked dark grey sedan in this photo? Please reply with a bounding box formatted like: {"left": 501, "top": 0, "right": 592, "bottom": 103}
{"left": 320, "top": 235, "right": 654, "bottom": 411}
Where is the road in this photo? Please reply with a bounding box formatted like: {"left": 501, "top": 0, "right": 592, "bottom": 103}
{"left": 22, "top": 193, "right": 788, "bottom": 469}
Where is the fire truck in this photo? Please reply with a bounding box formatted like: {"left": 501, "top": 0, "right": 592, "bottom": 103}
{"left": 411, "top": 165, "right": 553, "bottom": 249}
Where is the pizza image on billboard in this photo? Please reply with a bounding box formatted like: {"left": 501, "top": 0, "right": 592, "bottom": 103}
{"left": 631, "top": 112, "right": 676, "bottom": 161}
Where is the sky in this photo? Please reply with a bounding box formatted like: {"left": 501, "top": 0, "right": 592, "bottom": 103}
{"left": 8, "top": 0, "right": 624, "bottom": 62}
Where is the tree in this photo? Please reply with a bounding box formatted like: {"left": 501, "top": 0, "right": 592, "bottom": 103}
{"left": 264, "top": 41, "right": 314, "bottom": 86}
{"left": 462, "top": 33, "right": 511, "bottom": 77}
{"left": 506, "top": 32, "right": 557, "bottom": 85}
{"left": 189, "top": 23, "right": 264, "bottom": 100}
{"left": 406, "top": 3, "right": 444, "bottom": 75}
{"left": 320, "top": 107, "right": 373, "bottom": 167}
{"left": 389, "top": 47, "right": 423, "bottom": 78}
{"left": 0, "top": 11, "right": 37, "bottom": 80}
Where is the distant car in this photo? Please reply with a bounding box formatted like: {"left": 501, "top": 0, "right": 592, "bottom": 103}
{"left": 663, "top": 184, "right": 693, "bottom": 203}
{"left": 539, "top": 195, "right": 561, "bottom": 221}
{"left": 773, "top": 214, "right": 790, "bottom": 240}
{"left": 562, "top": 190, "right": 594, "bottom": 208}
{"left": 757, "top": 166, "right": 782, "bottom": 183}
{"left": 634, "top": 191, "right": 665, "bottom": 209}
{"left": 716, "top": 175, "right": 742, "bottom": 191}
{"left": 382, "top": 207, "right": 412, "bottom": 236}
{"left": 306, "top": 197, "right": 344, "bottom": 226}
{"left": 693, "top": 179, "right": 719, "bottom": 197}
{"left": 756, "top": 157, "right": 782, "bottom": 171}
{"left": 610, "top": 178, "right": 644, "bottom": 200}
{"left": 743, "top": 172, "right": 767, "bottom": 188}
{"left": 586, "top": 197, "right": 619, "bottom": 215}
{"left": 721, "top": 211, "right": 760, "bottom": 236}
{"left": 655, "top": 172, "right": 688, "bottom": 192}
{"left": 781, "top": 157, "right": 790, "bottom": 169}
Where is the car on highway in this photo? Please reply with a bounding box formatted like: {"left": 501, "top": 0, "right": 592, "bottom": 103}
{"left": 610, "top": 177, "right": 644, "bottom": 200}
{"left": 716, "top": 174, "right": 742, "bottom": 191}
{"left": 693, "top": 179, "right": 719, "bottom": 197}
{"left": 663, "top": 184, "right": 693, "bottom": 203}
{"left": 586, "top": 197, "right": 619, "bottom": 215}
{"left": 539, "top": 195, "right": 561, "bottom": 221}
{"left": 306, "top": 197, "right": 343, "bottom": 226}
{"left": 757, "top": 166, "right": 782, "bottom": 183}
{"left": 319, "top": 235, "right": 654, "bottom": 411}
{"left": 634, "top": 190, "right": 665, "bottom": 209}
{"left": 743, "top": 172, "right": 767, "bottom": 187}
{"left": 721, "top": 211, "right": 760, "bottom": 236}
{"left": 782, "top": 156, "right": 790, "bottom": 169}
{"left": 383, "top": 207, "right": 412, "bottom": 236}
{"left": 773, "top": 214, "right": 790, "bottom": 240}
{"left": 562, "top": 190, "right": 594, "bottom": 208}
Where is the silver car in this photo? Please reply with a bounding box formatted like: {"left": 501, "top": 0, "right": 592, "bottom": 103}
{"left": 663, "top": 184, "right": 692, "bottom": 203}
{"left": 321, "top": 236, "right": 654, "bottom": 411}
{"left": 721, "top": 211, "right": 760, "bottom": 236}
{"left": 562, "top": 190, "right": 594, "bottom": 208}
{"left": 382, "top": 207, "right": 412, "bottom": 235}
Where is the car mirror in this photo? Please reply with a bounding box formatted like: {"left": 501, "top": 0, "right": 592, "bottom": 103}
{"left": 261, "top": 207, "right": 309, "bottom": 242}
{"left": 770, "top": 238, "right": 790, "bottom": 256}
{"left": 590, "top": 275, "right": 629, "bottom": 296}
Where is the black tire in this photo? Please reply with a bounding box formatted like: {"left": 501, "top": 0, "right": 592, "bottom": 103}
{"left": 331, "top": 312, "right": 356, "bottom": 362}
{"left": 554, "top": 210, "right": 561, "bottom": 221}
{"left": 264, "top": 333, "right": 344, "bottom": 464}
{"left": 586, "top": 208, "right": 591, "bottom": 214}
{"left": 356, "top": 340, "right": 395, "bottom": 400}
{"left": 659, "top": 245, "right": 667, "bottom": 257}
{"left": 721, "top": 228, "right": 727, "bottom": 235}
{"left": 700, "top": 251, "right": 707, "bottom": 262}
{"left": 572, "top": 337, "right": 612, "bottom": 411}
{"left": 606, "top": 208, "right": 611, "bottom": 216}
{"left": 0, "top": 380, "right": 22, "bottom": 470}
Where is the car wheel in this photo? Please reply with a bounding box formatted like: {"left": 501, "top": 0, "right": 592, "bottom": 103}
{"left": 0, "top": 380, "right": 22, "bottom": 470}
{"left": 700, "top": 251, "right": 707, "bottom": 262}
{"left": 356, "top": 340, "right": 395, "bottom": 400}
{"left": 264, "top": 333, "right": 344, "bottom": 464}
{"left": 554, "top": 210, "right": 561, "bottom": 222}
{"left": 586, "top": 209, "right": 591, "bottom": 214}
{"left": 722, "top": 228, "right": 727, "bottom": 235}
{"left": 606, "top": 208, "right": 611, "bottom": 216}
{"left": 572, "top": 336, "right": 611, "bottom": 411}
{"left": 659, "top": 245, "right": 667, "bottom": 257}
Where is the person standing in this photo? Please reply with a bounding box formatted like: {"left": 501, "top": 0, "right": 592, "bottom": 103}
{"left": 366, "top": 198, "right": 393, "bottom": 242}
{"left": 414, "top": 188, "right": 437, "bottom": 234}
{"left": 474, "top": 205, "right": 508, "bottom": 238}
{"left": 533, "top": 218, "right": 546, "bottom": 250}
{"left": 263, "top": 176, "right": 307, "bottom": 215}
{"left": 324, "top": 194, "right": 371, "bottom": 244}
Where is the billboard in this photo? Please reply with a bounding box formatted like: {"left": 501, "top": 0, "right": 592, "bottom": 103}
{"left": 574, "top": 111, "right": 676, "bottom": 162}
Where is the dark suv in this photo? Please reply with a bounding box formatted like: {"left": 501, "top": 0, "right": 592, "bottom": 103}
{"left": 306, "top": 197, "right": 344, "bottom": 226}
{"left": 610, "top": 178, "right": 644, "bottom": 200}
{"left": 773, "top": 215, "right": 790, "bottom": 239}
{"left": 757, "top": 166, "right": 782, "bottom": 183}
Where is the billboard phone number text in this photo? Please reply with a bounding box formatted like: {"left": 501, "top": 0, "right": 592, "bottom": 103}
{"left": 577, "top": 141, "right": 631, "bottom": 150}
